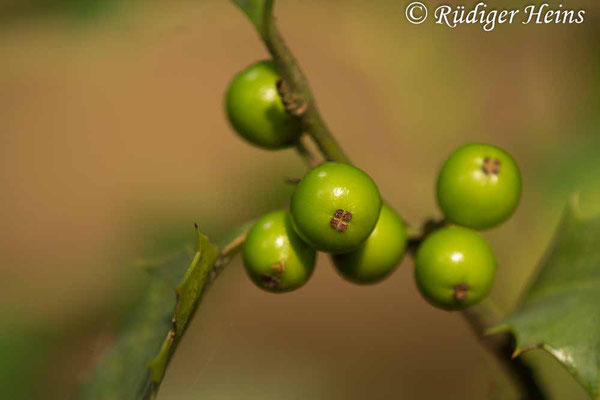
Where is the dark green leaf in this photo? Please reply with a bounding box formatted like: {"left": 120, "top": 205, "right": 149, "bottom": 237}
{"left": 0, "top": 325, "right": 53, "bottom": 400}
{"left": 490, "top": 196, "right": 600, "bottom": 399}
{"left": 78, "top": 226, "right": 222, "bottom": 400}
{"left": 231, "top": 0, "right": 274, "bottom": 37}
{"left": 147, "top": 229, "right": 219, "bottom": 389}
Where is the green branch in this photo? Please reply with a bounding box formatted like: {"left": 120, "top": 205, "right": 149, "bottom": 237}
{"left": 234, "top": 2, "right": 550, "bottom": 398}
{"left": 260, "top": 9, "right": 350, "bottom": 163}
{"left": 81, "top": 3, "right": 550, "bottom": 400}
{"left": 294, "top": 137, "right": 319, "bottom": 168}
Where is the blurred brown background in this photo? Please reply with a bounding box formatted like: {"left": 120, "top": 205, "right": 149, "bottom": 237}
{"left": 1, "top": 0, "right": 599, "bottom": 399}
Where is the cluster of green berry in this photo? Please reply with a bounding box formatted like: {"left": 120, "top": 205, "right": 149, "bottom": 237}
{"left": 225, "top": 60, "right": 522, "bottom": 310}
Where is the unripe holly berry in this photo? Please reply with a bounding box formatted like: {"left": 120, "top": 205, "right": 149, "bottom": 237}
{"left": 225, "top": 60, "right": 302, "bottom": 149}
{"left": 415, "top": 226, "right": 496, "bottom": 310}
{"left": 436, "top": 143, "right": 521, "bottom": 230}
{"left": 290, "top": 162, "right": 382, "bottom": 254}
{"left": 332, "top": 204, "right": 408, "bottom": 284}
{"left": 243, "top": 210, "right": 316, "bottom": 293}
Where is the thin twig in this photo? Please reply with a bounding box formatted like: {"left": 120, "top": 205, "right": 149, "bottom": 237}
{"left": 213, "top": 230, "right": 247, "bottom": 272}
{"left": 406, "top": 220, "right": 548, "bottom": 398}
{"left": 255, "top": 2, "right": 548, "bottom": 399}
{"left": 262, "top": 16, "right": 350, "bottom": 164}
{"left": 284, "top": 177, "right": 301, "bottom": 185}
{"left": 294, "top": 136, "right": 320, "bottom": 168}
{"left": 462, "top": 306, "right": 549, "bottom": 400}
{"left": 407, "top": 218, "right": 447, "bottom": 255}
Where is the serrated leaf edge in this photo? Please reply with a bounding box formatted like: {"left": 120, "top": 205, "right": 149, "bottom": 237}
{"left": 146, "top": 226, "right": 219, "bottom": 390}
{"left": 493, "top": 322, "right": 597, "bottom": 399}
{"left": 487, "top": 194, "right": 600, "bottom": 399}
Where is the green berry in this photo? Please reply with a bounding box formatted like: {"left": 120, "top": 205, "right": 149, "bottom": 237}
{"left": 290, "top": 162, "right": 382, "bottom": 253}
{"left": 243, "top": 210, "right": 316, "bottom": 293}
{"left": 415, "top": 226, "right": 496, "bottom": 310}
{"left": 225, "top": 60, "right": 302, "bottom": 149}
{"left": 436, "top": 143, "right": 522, "bottom": 229}
{"left": 332, "top": 204, "right": 408, "bottom": 284}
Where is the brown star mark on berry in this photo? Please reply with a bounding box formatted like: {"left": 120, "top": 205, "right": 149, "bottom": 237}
{"left": 260, "top": 260, "right": 286, "bottom": 290}
{"left": 453, "top": 283, "right": 470, "bottom": 301}
{"left": 330, "top": 209, "right": 353, "bottom": 233}
{"left": 482, "top": 157, "right": 501, "bottom": 175}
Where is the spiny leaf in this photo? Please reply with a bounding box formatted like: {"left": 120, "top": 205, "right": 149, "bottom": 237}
{"left": 490, "top": 196, "right": 600, "bottom": 399}
{"left": 147, "top": 228, "right": 219, "bottom": 391}
{"left": 77, "top": 249, "right": 191, "bottom": 400}
{"left": 78, "top": 226, "right": 224, "bottom": 400}
{"left": 231, "top": 0, "right": 274, "bottom": 37}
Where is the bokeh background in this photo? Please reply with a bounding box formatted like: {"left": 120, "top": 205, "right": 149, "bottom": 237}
{"left": 1, "top": 0, "right": 599, "bottom": 399}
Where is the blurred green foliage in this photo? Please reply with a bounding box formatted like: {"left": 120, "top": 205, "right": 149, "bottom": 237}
{"left": 493, "top": 199, "right": 600, "bottom": 398}
{"left": 0, "top": 325, "right": 52, "bottom": 400}
{"left": 0, "top": 0, "right": 115, "bottom": 20}
{"left": 0, "top": 0, "right": 598, "bottom": 399}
